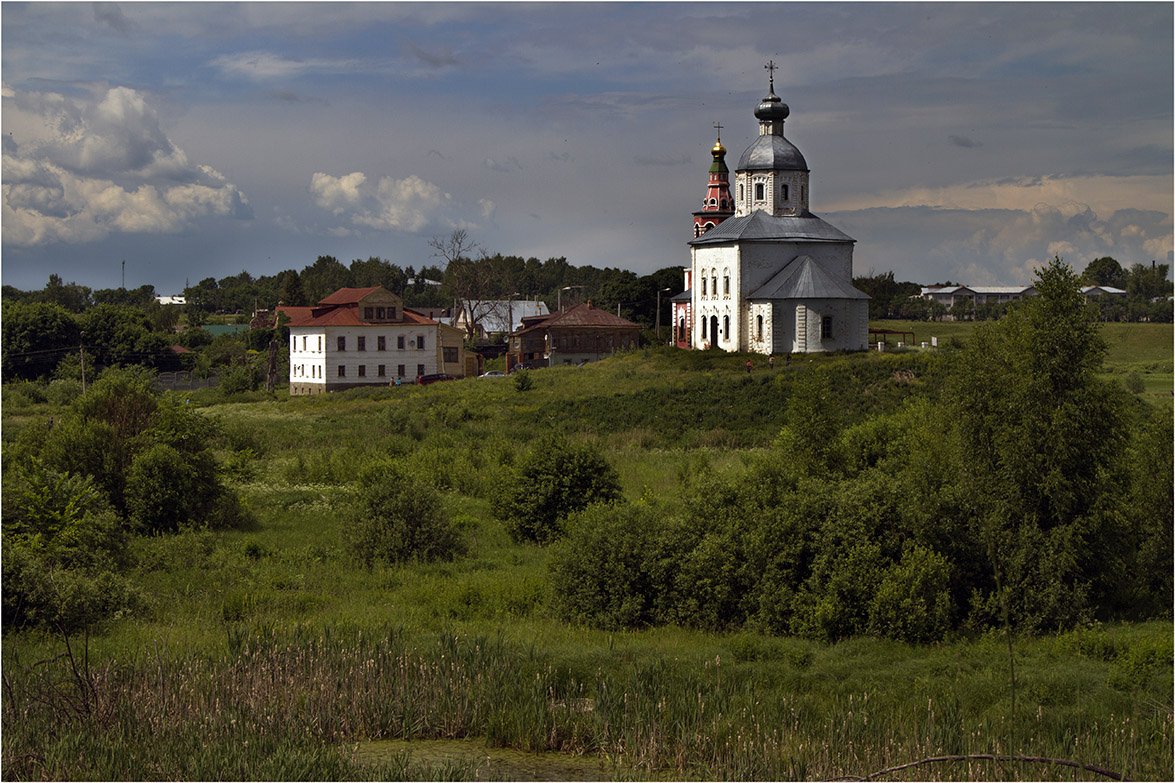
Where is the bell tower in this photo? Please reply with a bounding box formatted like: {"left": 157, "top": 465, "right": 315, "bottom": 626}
{"left": 692, "top": 123, "right": 735, "bottom": 238}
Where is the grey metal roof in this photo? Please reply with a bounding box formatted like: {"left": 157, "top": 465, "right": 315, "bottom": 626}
{"left": 749, "top": 255, "right": 870, "bottom": 301}
{"left": 670, "top": 288, "right": 691, "bottom": 302}
{"left": 737, "top": 133, "right": 808, "bottom": 172}
{"left": 688, "top": 209, "right": 854, "bottom": 246}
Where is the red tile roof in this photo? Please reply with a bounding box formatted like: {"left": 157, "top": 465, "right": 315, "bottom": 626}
{"left": 277, "top": 297, "right": 437, "bottom": 329}
{"left": 317, "top": 286, "right": 385, "bottom": 305}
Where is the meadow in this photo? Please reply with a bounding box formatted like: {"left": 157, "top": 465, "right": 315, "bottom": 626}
{"left": 2, "top": 324, "right": 1172, "bottom": 781}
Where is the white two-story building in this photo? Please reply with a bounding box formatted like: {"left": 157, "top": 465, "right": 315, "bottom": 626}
{"left": 279, "top": 286, "right": 470, "bottom": 394}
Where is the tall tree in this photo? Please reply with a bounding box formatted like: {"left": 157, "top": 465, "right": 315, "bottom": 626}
{"left": 1080, "top": 256, "right": 1126, "bottom": 288}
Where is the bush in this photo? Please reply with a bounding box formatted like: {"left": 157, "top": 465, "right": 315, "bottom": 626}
{"left": 513, "top": 368, "right": 534, "bottom": 392}
{"left": 549, "top": 502, "right": 664, "bottom": 629}
{"left": 45, "top": 378, "right": 84, "bottom": 406}
{"left": 492, "top": 436, "right": 622, "bottom": 544}
{"left": 350, "top": 460, "right": 465, "bottom": 566}
{"left": 125, "top": 443, "right": 247, "bottom": 533}
{"left": 221, "top": 363, "right": 260, "bottom": 395}
{"left": 867, "top": 543, "right": 955, "bottom": 643}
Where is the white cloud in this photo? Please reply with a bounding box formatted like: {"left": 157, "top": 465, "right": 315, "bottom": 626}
{"left": 307, "top": 171, "right": 490, "bottom": 235}
{"left": 1, "top": 84, "right": 251, "bottom": 246}
{"left": 310, "top": 171, "right": 366, "bottom": 214}
{"left": 209, "top": 51, "right": 364, "bottom": 80}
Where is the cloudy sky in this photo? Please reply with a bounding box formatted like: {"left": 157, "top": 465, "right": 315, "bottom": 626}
{"left": 2, "top": 2, "right": 1171, "bottom": 295}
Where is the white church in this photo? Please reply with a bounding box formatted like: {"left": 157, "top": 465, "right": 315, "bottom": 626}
{"left": 677, "top": 63, "right": 869, "bottom": 354}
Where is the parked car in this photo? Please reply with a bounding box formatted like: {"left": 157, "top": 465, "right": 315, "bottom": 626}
{"left": 416, "top": 373, "right": 456, "bottom": 386}
{"left": 478, "top": 370, "right": 506, "bottom": 378}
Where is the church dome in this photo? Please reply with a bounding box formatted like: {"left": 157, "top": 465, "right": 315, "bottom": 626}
{"left": 755, "top": 89, "right": 790, "bottom": 122}
{"left": 738, "top": 134, "right": 808, "bottom": 172}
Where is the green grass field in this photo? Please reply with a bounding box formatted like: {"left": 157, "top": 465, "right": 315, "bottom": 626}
{"left": 3, "top": 324, "right": 1172, "bottom": 780}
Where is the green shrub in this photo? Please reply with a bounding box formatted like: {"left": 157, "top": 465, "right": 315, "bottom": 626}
{"left": 124, "top": 443, "right": 247, "bottom": 533}
{"left": 867, "top": 543, "right": 955, "bottom": 643}
{"left": 513, "top": 368, "right": 533, "bottom": 392}
{"left": 220, "top": 363, "right": 260, "bottom": 395}
{"left": 1124, "top": 370, "right": 1146, "bottom": 394}
{"left": 549, "top": 502, "right": 664, "bottom": 629}
{"left": 45, "top": 378, "right": 84, "bottom": 407}
{"left": 350, "top": 460, "right": 465, "bottom": 566}
{"left": 492, "top": 435, "right": 622, "bottom": 544}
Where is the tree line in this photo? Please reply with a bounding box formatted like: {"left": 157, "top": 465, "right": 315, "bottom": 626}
{"left": 853, "top": 256, "right": 1172, "bottom": 322}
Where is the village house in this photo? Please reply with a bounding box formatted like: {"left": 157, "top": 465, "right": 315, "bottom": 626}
{"left": 507, "top": 302, "right": 640, "bottom": 369}
{"left": 279, "top": 286, "right": 473, "bottom": 394}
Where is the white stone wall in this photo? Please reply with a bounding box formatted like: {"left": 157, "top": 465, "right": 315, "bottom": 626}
{"left": 288, "top": 324, "right": 439, "bottom": 393}
{"left": 772, "top": 299, "right": 867, "bottom": 353}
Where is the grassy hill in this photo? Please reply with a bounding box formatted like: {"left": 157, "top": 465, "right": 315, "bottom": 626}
{"left": 2, "top": 329, "right": 1171, "bottom": 781}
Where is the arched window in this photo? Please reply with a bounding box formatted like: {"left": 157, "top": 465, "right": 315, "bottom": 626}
{"left": 756, "top": 314, "right": 763, "bottom": 341}
{"left": 678, "top": 316, "right": 685, "bottom": 342}
{"left": 739, "top": 183, "right": 744, "bottom": 201}
{"left": 723, "top": 315, "right": 730, "bottom": 339}
{"left": 701, "top": 276, "right": 707, "bottom": 296}
{"left": 712, "top": 275, "right": 717, "bottom": 297}
{"left": 709, "top": 198, "right": 717, "bottom": 206}
{"left": 701, "top": 316, "right": 707, "bottom": 339}
{"left": 723, "top": 272, "right": 730, "bottom": 296}
{"left": 711, "top": 315, "right": 719, "bottom": 343}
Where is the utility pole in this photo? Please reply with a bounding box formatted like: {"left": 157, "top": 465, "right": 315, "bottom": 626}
{"left": 79, "top": 331, "right": 86, "bottom": 394}
{"left": 656, "top": 287, "right": 671, "bottom": 341}
{"left": 121, "top": 260, "right": 125, "bottom": 290}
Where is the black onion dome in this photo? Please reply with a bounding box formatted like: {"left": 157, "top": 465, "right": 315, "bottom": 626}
{"left": 738, "top": 134, "right": 807, "bottom": 171}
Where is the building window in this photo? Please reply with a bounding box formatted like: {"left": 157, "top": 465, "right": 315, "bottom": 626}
{"left": 301, "top": 336, "right": 307, "bottom": 350}
{"left": 397, "top": 335, "right": 405, "bottom": 349}
{"left": 378, "top": 364, "right": 386, "bottom": 377}
{"left": 712, "top": 276, "right": 717, "bottom": 298}
{"left": 782, "top": 184, "right": 789, "bottom": 201}
{"left": 398, "top": 364, "right": 406, "bottom": 377}
{"left": 338, "top": 365, "right": 346, "bottom": 377}
{"left": 701, "top": 316, "right": 707, "bottom": 339}
{"left": 376, "top": 307, "right": 385, "bottom": 319}
{"left": 723, "top": 315, "right": 730, "bottom": 339}
{"left": 443, "top": 347, "right": 458, "bottom": 363}
{"left": 723, "top": 273, "right": 730, "bottom": 296}
{"left": 417, "top": 335, "right": 426, "bottom": 349}
{"left": 357, "top": 336, "right": 366, "bottom": 351}
{"left": 337, "top": 336, "right": 346, "bottom": 351}
{"left": 318, "top": 336, "right": 322, "bottom": 352}
{"left": 390, "top": 307, "right": 397, "bottom": 320}
{"left": 364, "top": 307, "right": 373, "bottom": 319}
{"left": 821, "top": 315, "right": 834, "bottom": 339}
{"left": 702, "top": 277, "right": 707, "bottom": 296}
{"left": 416, "top": 364, "right": 425, "bottom": 377}
{"left": 755, "top": 182, "right": 765, "bottom": 200}
{"left": 377, "top": 336, "right": 386, "bottom": 351}
{"left": 739, "top": 183, "right": 744, "bottom": 201}
{"left": 358, "top": 365, "right": 366, "bottom": 377}
{"left": 756, "top": 314, "right": 763, "bottom": 341}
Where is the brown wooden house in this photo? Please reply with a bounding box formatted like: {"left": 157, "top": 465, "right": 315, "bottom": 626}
{"left": 507, "top": 302, "right": 641, "bottom": 369}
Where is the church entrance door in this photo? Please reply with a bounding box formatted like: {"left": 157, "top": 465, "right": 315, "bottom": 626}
{"left": 710, "top": 316, "right": 719, "bottom": 347}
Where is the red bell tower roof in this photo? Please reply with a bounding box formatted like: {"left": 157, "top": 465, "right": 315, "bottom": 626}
{"left": 692, "top": 123, "right": 735, "bottom": 238}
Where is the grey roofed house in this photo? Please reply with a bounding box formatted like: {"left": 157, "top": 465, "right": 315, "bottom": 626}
{"left": 689, "top": 209, "right": 854, "bottom": 246}
{"left": 750, "top": 255, "right": 870, "bottom": 301}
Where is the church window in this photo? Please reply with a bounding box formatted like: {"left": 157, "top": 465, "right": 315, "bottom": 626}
{"left": 821, "top": 315, "right": 834, "bottom": 339}
{"left": 723, "top": 273, "right": 730, "bottom": 296}
{"left": 712, "top": 275, "right": 717, "bottom": 298}
{"left": 701, "top": 316, "right": 707, "bottom": 339}
{"left": 723, "top": 315, "right": 730, "bottom": 340}
{"left": 782, "top": 184, "right": 790, "bottom": 201}
{"left": 756, "top": 314, "right": 763, "bottom": 341}
{"left": 739, "top": 184, "right": 744, "bottom": 201}
{"left": 702, "top": 277, "right": 707, "bottom": 296}
{"left": 755, "top": 182, "right": 765, "bottom": 200}
{"left": 709, "top": 198, "right": 717, "bottom": 206}
{"left": 801, "top": 186, "right": 806, "bottom": 202}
